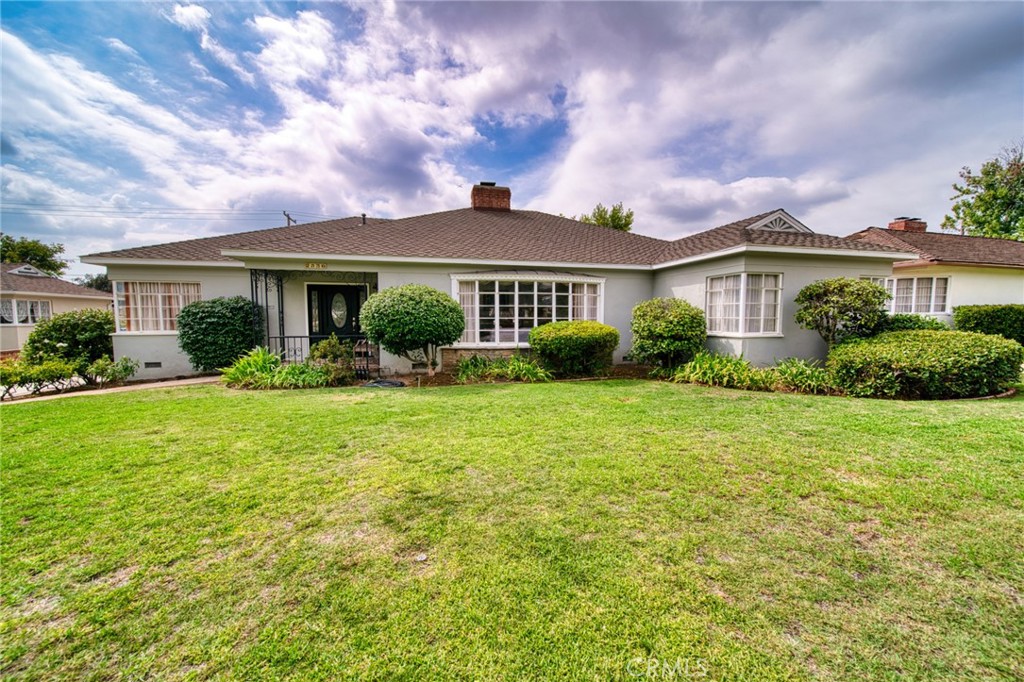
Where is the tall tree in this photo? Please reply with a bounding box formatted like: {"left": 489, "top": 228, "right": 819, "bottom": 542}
{"left": 577, "top": 202, "right": 634, "bottom": 232}
{"left": 0, "top": 234, "right": 69, "bottom": 276}
{"left": 76, "top": 273, "right": 112, "bottom": 293}
{"left": 941, "top": 142, "right": 1024, "bottom": 241}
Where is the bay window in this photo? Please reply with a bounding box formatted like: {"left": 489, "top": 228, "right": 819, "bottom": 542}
{"left": 114, "top": 282, "right": 201, "bottom": 332}
{"left": 706, "top": 273, "right": 782, "bottom": 335}
{"left": 453, "top": 275, "right": 602, "bottom": 345}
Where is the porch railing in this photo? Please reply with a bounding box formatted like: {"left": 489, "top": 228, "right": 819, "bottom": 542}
{"left": 267, "top": 335, "right": 380, "bottom": 379}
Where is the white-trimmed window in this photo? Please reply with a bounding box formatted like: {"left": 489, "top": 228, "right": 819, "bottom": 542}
{"left": 0, "top": 299, "right": 51, "bottom": 325}
{"left": 706, "top": 273, "right": 782, "bottom": 335}
{"left": 453, "top": 274, "right": 602, "bottom": 345}
{"left": 865, "top": 276, "right": 948, "bottom": 314}
{"left": 114, "top": 282, "right": 201, "bottom": 332}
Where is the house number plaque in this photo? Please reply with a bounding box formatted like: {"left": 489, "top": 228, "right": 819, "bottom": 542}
{"left": 305, "top": 262, "right": 328, "bottom": 270}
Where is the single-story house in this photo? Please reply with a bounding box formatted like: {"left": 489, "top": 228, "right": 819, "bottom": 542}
{"left": 847, "top": 218, "right": 1024, "bottom": 325}
{"left": 82, "top": 183, "right": 913, "bottom": 380}
{"left": 1, "top": 263, "right": 113, "bottom": 358}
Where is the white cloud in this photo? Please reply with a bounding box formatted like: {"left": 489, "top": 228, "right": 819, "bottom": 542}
{"left": 165, "top": 4, "right": 211, "bottom": 32}
{"left": 104, "top": 37, "right": 140, "bottom": 59}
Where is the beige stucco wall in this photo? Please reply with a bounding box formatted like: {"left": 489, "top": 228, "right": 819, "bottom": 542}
{"left": 0, "top": 293, "right": 112, "bottom": 354}
{"left": 891, "top": 263, "right": 1024, "bottom": 325}
{"left": 654, "top": 253, "right": 895, "bottom": 365}
{"left": 103, "top": 264, "right": 250, "bottom": 379}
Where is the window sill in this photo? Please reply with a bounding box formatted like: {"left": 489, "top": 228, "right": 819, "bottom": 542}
{"left": 707, "top": 332, "right": 785, "bottom": 339}
{"left": 113, "top": 331, "right": 180, "bottom": 336}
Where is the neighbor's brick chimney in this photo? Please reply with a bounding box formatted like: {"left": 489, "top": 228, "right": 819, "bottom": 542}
{"left": 471, "top": 182, "right": 511, "bottom": 211}
{"left": 888, "top": 216, "right": 927, "bottom": 232}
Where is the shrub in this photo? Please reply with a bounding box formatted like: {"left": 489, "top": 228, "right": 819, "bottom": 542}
{"left": 794, "top": 278, "right": 890, "bottom": 347}
{"left": 827, "top": 330, "right": 1023, "bottom": 399}
{"left": 628, "top": 298, "right": 707, "bottom": 370}
{"left": 87, "top": 356, "right": 140, "bottom": 387}
{"left": 671, "top": 351, "right": 775, "bottom": 391}
{"left": 0, "top": 357, "right": 77, "bottom": 399}
{"left": 874, "top": 313, "right": 950, "bottom": 334}
{"left": 266, "top": 362, "right": 333, "bottom": 389}
{"left": 953, "top": 304, "right": 1024, "bottom": 345}
{"left": 773, "top": 358, "right": 834, "bottom": 395}
{"left": 220, "top": 347, "right": 281, "bottom": 389}
{"left": 528, "top": 321, "right": 619, "bottom": 377}
{"left": 177, "top": 296, "right": 263, "bottom": 373}
{"left": 22, "top": 309, "right": 114, "bottom": 382}
{"left": 454, "top": 354, "right": 552, "bottom": 384}
{"left": 308, "top": 334, "right": 356, "bottom": 386}
{"left": 360, "top": 285, "right": 465, "bottom": 376}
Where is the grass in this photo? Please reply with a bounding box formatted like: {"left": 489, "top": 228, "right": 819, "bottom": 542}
{"left": 2, "top": 381, "right": 1022, "bottom": 681}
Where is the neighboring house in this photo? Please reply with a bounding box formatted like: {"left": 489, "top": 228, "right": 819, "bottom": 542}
{"left": 0, "top": 263, "right": 113, "bottom": 358}
{"left": 82, "top": 183, "right": 912, "bottom": 380}
{"left": 848, "top": 218, "right": 1024, "bottom": 325}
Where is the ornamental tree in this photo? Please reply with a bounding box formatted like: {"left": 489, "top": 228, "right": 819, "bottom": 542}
{"left": 941, "top": 142, "right": 1024, "bottom": 241}
{"left": 359, "top": 284, "right": 465, "bottom": 376}
{"left": 794, "top": 278, "right": 890, "bottom": 348}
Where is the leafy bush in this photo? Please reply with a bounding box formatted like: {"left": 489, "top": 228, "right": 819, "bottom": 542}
{"left": 22, "top": 309, "right": 114, "bottom": 382}
{"left": 220, "top": 347, "right": 281, "bottom": 388}
{"left": 528, "top": 321, "right": 619, "bottom": 377}
{"left": 177, "top": 296, "right": 263, "bottom": 373}
{"left": 794, "top": 278, "right": 890, "bottom": 347}
{"left": 953, "top": 304, "right": 1024, "bottom": 345}
{"left": 266, "top": 362, "right": 333, "bottom": 389}
{"left": 827, "top": 330, "right": 1023, "bottom": 399}
{"left": 873, "top": 313, "right": 950, "bottom": 334}
{"left": 671, "top": 351, "right": 775, "bottom": 391}
{"left": 360, "top": 285, "right": 464, "bottom": 376}
{"left": 0, "top": 357, "right": 77, "bottom": 399}
{"left": 628, "top": 298, "right": 707, "bottom": 370}
{"left": 308, "top": 334, "right": 356, "bottom": 386}
{"left": 773, "top": 358, "right": 834, "bottom": 395}
{"left": 87, "top": 356, "right": 140, "bottom": 387}
{"left": 454, "top": 354, "right": 553, "bottom": 384}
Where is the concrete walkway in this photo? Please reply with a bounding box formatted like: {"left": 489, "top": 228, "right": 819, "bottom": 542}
{"left": 2, "top": 376, "right": 221, "bottom": 405}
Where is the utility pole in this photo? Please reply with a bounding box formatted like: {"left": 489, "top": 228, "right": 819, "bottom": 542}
{"left": 283, "top": 211, "right": 296, "bottom": 226}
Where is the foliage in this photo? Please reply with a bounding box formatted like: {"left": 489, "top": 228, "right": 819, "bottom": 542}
{"left": 75, "top": 273, "right": 112, "bottom": 293}
{"left": 941, "top": 142, "right": 1024, "bottom": 240}
{"left": 220, "top": 347, "right": 281, "bottom": 388}
{"left": 308, "top": 334, "right": 356, "bottom": 386}
{"left": 359, "top": 284, "right": 465, "bottom": 376}
{"left": 177, "top": 296, "right": 263, "bottom": 373}
{"left": 953, "top": 304, "right": 1024, "bottom": 345}
{"left": 671, "top": 351, "right": 775, "bottom": 391}
{"left": 528, "top": 321, "right": 619, "bottom": 377}
{"left": 628, "top": 298, "right": 707, "bottom": 370}
{"left": 453, "top": 354, "right": 553, "bottom": 384}
{"left": 87, "top": 356, "right": 140, "bottom": 387}
{"left": 827, "top": 330, "right": 1023, "bottom": 399}
{"left": 22, "top": 308, "right": 115, "bottom": 382}
{"left": 0, "top": 357, "right": 78, "bottom": 400}
{"left": 794, "top": 278, "right": 891, "bottom": 347}
{"left": 577, "top": 201, "right": 634, "bottom": 232}
{"left": 0, "top": 234, "right": 68, "bottom": 276}
{"left": 221, "top": 345, "right": 356, "bottom": 390}
{"left": 772, "top": 358, "right": 834, "bottom": 395}
{"left": 874, "top": 312, "right": 949, "bottom": 334}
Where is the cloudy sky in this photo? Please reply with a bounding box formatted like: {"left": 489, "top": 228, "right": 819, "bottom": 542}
{"left": 1, "top": 1, "right": 1021, "bottom": 277}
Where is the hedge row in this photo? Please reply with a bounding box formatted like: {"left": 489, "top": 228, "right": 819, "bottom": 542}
{"left": 953, "top": 304, "right": 1024, "bottom": 345}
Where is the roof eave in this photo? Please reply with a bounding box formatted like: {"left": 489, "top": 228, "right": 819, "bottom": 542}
{"left": 219, "top": 249, "right": 652, "bottom": 271}
{"left": 81, "top": 257, "right": 243, "bottom": 268}
{"left": 652, "top": 244, "right": 916, "bottom": 270}
{"left": 1, "top": 289, "right": 112, "bottom": 300}
{"left": 894, "top": 259, "right": 1024, "bottom": 270}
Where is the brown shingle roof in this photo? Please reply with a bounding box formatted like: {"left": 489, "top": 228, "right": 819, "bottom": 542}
{"left": 83, "top": 208, "right": 905, "bottom": 268}
{"left": 848, "top": 228, "right": 1024, "bottom": 268}
{"left": 1, "top": 264, "right": 111, "bottom": 298}
{"left": 658, "top": 210, "right": 906, "bottom": 263}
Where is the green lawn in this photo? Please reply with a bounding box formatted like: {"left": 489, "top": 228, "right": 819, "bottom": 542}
{"left": 2, "top": 381, "right": 1022, "bottom": 681}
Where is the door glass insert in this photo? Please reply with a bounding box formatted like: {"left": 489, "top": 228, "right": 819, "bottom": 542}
{"left": 331, "top": 293, "right": 348, "bottom": 328}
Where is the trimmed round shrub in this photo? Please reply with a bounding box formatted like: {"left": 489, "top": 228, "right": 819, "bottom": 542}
{"left": 628, "top": 298, "right": 707, "bottom": 369}
{"left": 794, "top": 278, "right": 890, "bottom": 347}
{"left": 177, "top": 296, "right": 263, "bottom": 372}
{"left": 22, "top": 308, "right": 114, "bottom": 382}
{"left": 528, "top": 320, "right": 619, "bottom": 377}
{"left": 359, "top": 284, "right": 465, "bottom": 376}
{"left": 827, "top": 330, "right": 1023, "bottom": 399}
{"left": 954, "top": 304, "right": 1024, "bottom": 345}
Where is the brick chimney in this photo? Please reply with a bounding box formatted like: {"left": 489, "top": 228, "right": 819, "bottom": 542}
{"left": 471, "top": 182, "right": 511, "bottom": 211}
{"left": 888, "top": 216, "right": 927, "bottom": 232}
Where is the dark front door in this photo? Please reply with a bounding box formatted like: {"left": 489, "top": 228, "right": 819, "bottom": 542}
{"left": 308, "top": 285, "right": 365, "bottom": 338}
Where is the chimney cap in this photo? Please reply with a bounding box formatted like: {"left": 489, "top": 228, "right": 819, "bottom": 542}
{"left": 478, "top": 181, "right": 497, "bottom": 187}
